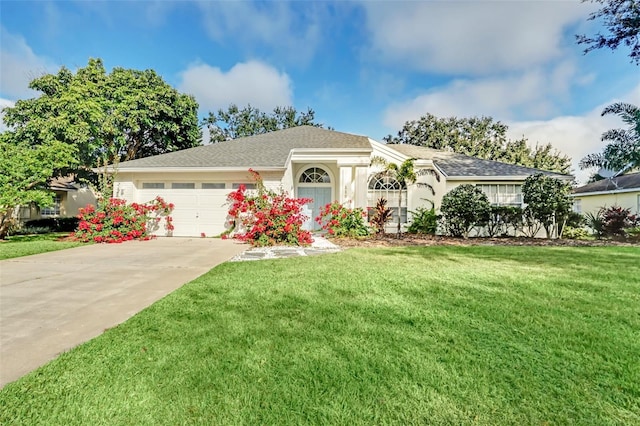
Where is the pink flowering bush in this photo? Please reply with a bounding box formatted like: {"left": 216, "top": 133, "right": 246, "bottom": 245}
{"left": 74, "top": 196, "right": 175, "bottom": 244}
{"left": 316, "top": 201, "right": 370, "bottom": 237}
{"left": 224, "top": 169, "right": 313, "bottom": 246}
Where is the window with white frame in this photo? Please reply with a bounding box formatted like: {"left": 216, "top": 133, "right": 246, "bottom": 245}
{"left": 299, "top": 167, "right": 331, "bottom": 183}
{"left": 142, "top": 182, "right": 165, "bottom": 189}
{"left": 573, "top": 199, "right": 582, "bottom": 214}
{"left": 477, "top": 184, "right": 523, "bottom": 206}
{"left": 171, "top": 182, "right": 195, "bottom": 189}
{"left": 202, "top": 183, "right": 225, "bottom": 189}
{"left": 367, "top": 174, "right": 407, "bottom": 223}
{"left": 41, "top": 195, "right": 61, "bottom": 216}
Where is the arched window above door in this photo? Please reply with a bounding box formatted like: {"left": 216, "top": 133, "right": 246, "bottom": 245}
{"left": 299, "top": 167, "right": 331, "bottom": 184}
{"left": 368, "top": 174, "right": 405, "bottom": 190}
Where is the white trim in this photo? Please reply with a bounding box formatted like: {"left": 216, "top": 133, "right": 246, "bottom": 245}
{"left": 295, "top": 164, "right": 335, "bottom": 187}
{"left": 571, "top": 187, "right": 640, "bottom": 197}
{"left": 369, "top": 138, "right": 410, "bottom": 163}
{"left": 447, "top": 175, "right": 547, "bottom": 181}
{"left": 109, "top": 166, "right": 286, "bottom": 173}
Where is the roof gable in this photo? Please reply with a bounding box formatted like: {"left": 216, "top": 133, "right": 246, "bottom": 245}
{"left": 117, "top": 126, "right": 372, "bottom": 169}
{"left": 387, "top": 144, "right": 570, "bottom": 179}
{"left": 573, "top": 172, "right": 640, "bottom": 194}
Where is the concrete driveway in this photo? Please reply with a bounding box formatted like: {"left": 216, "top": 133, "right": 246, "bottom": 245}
{"left": 0, "top": 237, "right": 247, "bottom": 388}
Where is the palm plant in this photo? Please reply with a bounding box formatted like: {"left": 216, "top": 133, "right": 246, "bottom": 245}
{"left": 370, "top": 157, "right": 439, "bottom": 238}
{"left": 580, "top": 102, "right": 640, "bottom": 172}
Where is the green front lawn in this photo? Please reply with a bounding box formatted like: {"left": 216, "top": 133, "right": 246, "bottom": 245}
{"left": 0, "top": 233, "right": 83, "bottom": 260}
{"left": 1, "top": 246, "right": 639, "bottom": 424}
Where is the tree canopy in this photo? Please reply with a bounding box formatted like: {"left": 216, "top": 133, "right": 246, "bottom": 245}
{"left": 580, "top": 102, "right": 640, "bottom": 172}
{"left": 203, "top": 104, "right": 328, "bottom": 143}
{"left": 384, "top": 114, "right": 572, "bottom": 174}
{"left": 0, "top": 132, "right": 78, "bottom": 239}
{"left": 576, "top": 0, "right": 640, "bottom": 65}
{"left": 522, "top": 173, "right": 572, "bottom": 239}
{"left": 2, "top": 58, "right": 200, "bottom": 170}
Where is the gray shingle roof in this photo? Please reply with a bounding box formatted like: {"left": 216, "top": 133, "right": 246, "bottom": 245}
{"left": 573, "top": 172, "right": 640, "bottom": 194}
{"left": 117, "top": 126, "right": 372, "bottom": 169}
{"left": 387, "top": 144, "right": 570, "bottom": 179}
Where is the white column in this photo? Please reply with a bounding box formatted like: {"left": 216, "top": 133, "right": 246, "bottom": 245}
{"left": 339, "top": 166, "right": 353, "bottom": 206}
{"left": 353, "top": 166, "right": 368, "bottom": 209}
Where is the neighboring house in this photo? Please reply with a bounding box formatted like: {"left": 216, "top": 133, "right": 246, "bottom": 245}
{"left": 19, "top": 176, "right": 97, "bottom": 222}
{"left": 113, "top": 126, "right": 571, "bottom": 237}
{"left": 571, "top": 172, "right": 640, "bottom": 216}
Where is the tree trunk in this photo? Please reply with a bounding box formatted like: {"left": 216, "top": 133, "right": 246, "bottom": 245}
{"left": 397, "top": 191, "right": 402, "bottom": 238}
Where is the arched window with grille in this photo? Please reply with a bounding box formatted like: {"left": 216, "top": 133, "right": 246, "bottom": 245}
{"left": 299, "top": 167, "right": 331, "bottom": 184}
{"left": 367, "top": 174, "right": 407, "bottom": 223}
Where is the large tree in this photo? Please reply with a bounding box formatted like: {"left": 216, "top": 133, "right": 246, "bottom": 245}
{"left": 576, "top": 0, "right": 640, "bottom": 65}
{"left": 203, "top": 104, "right": 327, "bottom": 143}
{"left": 0, "top": 132, "right": 78, "bottom": 239}
{"left": 580, "top": 102, "right": 640, "bottom": 172}
{"left": 522, "top": 174, "right": 572, "bottom": 239}
{"left": 2, "top": 58, "right": 200, "bottom": 171}
{"left": 384, "top": 114, "right": 571, "bottom": 174}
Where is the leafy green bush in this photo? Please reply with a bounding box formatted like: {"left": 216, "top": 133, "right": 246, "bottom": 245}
{"left": 522, "top": 173, "right": 572, "bottom": 239}
{"left": 625, "top": 226, "right": 640, "bottom": 241}
{"left": 441, "top": 185, "right": 491, "bottom": 238}
{"left": 484, "top": 206, "right": 524, "bottom": 237}
{"left": 24, "top": 217, "right": 80, "bottom": 232}
{"left": 584, "top": 210, "right": 605, "bottom": 238}
{"left": 562, "top": 226, "right": 591, "bottom": 240}
{"left": 407, "top": 207, "right": 438, "bottom": 235}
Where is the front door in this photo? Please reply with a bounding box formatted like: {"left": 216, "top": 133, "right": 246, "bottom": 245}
{"left": 298, "top": 187, "right": 332, "bottom": 230}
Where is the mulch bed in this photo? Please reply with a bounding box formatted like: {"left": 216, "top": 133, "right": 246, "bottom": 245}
{"left": 329, "top": 234, "right": 639, "bottom": 249}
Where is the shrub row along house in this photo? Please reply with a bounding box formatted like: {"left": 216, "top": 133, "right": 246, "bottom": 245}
{"left": 111, "top": 126, "right": 571, "bottom": 237}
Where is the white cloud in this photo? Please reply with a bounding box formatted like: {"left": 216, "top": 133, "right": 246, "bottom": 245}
{"left": 507, "top": 83, "right": 640, "bottom": 184}
{"left": 0, "top": 98, "right": 16, "bottom": 132}
{"left": 0, "top": 28, "right": 58, "bottom": 100}
{"left": 196, "top": 1, "right": 323, "bottom": 65}
{"left": 383, "top": 61, "right": 581, "bottom": 127}
{"left": 177, "top": 61, "right": 293, "bottom": 112}
{"left": 361, "top": 1, "right": 589, "bottom": 74}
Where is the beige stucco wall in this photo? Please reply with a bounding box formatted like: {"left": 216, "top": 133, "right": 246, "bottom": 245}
{"left": 24, "top": 186, "right": 98, "bottom": 221}
{"left": 573, "top": 191, "right": 640, "bottom": 216}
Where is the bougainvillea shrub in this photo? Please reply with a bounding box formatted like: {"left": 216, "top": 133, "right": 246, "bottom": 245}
{"left": 315, "top": 201, "right": 370, "bottom": 237}
{"left": 224, "top": 169, "right": 313, "bottom": 246}
{"left": 74, "top": 196, "right": 174, "bottom": 243}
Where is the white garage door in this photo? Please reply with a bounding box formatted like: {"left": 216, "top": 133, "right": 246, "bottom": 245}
{"left": 137, "top": 187, "right": 229, "bottom": 237}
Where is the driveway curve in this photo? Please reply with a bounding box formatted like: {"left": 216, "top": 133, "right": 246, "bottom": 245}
{"left": 0, "top": 237, "right": 247, "bottom": 388}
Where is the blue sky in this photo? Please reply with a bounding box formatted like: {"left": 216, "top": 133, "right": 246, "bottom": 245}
{"left": 1, "top": 0, "right": 638, "bottom": 182}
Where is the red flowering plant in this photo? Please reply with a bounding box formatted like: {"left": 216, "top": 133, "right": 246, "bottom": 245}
{"left": 224, "top": 169, "right": 313, "bottom": 246}
{"left": 74, "top": 196, "right": 175, "bottom": 243}
{"left": 315, "top": 201, "right": 370, "bottom": 238}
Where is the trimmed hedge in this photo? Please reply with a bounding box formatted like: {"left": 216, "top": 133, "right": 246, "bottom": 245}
{"left": 24, "top": 217, "right": 80, "bottom": 233}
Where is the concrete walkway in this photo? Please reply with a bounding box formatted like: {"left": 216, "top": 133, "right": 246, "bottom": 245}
{"left": 0, "top": 237, "right": 246, "bottom": 388}
{"left": 230, "top": 235, "right": 341, "bottom": 261}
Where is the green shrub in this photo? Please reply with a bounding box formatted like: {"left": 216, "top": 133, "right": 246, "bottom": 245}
{"left": 484, "top": 206, "right": 524, "bottom": 237}
{"left": 441, "top": 185, "right": 491, "bottom": 238}
{"left": 625, "top": 226, "right": 640, "bottom": 241}
{"left": 562, "top": 226, "right": 591, "bottom": 240}
{"left": 407, "top": 207, "right": 438, "bottom": 235}
{"left": 24, "top": 217, "right": 80, "bottom": 232}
